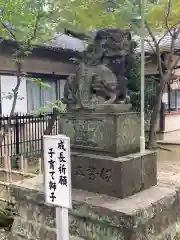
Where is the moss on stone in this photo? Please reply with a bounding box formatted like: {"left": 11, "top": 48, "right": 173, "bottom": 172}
{"left": 0, "top": 203, "right": 16, "bottom": 230}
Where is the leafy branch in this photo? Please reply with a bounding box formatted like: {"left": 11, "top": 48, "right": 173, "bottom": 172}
{"left": 143, "top": 0, "right": 180, "bottom": 148}
{"left": 0, "top": 2, "right": 45, "bottom": 146}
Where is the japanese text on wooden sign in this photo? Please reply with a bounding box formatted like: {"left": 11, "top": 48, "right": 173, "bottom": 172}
{"left": 44, "top": 135, "right": 72, "bottom": 209}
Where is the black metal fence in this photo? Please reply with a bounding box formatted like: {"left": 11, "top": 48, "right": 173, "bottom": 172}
{"left": 0, "top": 113, "right": 59, "bottom": 158}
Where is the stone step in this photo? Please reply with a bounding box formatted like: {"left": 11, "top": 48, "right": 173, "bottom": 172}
{"left": 10, "top": 175, "right": 180, "bottom": 240}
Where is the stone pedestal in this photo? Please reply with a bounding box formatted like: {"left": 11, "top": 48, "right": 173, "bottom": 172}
{"left": 60, "top": 106, "right": 140, "bottom": 157}
{"left": 60, "top": 105, "right": 157, "bottom": 198}
{"left": 71, "top": 151, "right": 157, "bottom": 198}
{"left": 9, "top": 175, "right": 179, "bottom": 240}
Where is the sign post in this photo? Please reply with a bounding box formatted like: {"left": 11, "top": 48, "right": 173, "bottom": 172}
{"left": 140, "top": 0, "right": 146, "bottom": 154}
{"left": 43, "top": 135, "right": 72, "bottom": 240}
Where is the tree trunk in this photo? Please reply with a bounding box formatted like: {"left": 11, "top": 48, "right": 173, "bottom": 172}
{"left": 41, "top": 108, "right": 59, "bottom": 173}
{"left": 44, "top": 108, "right": 59, "bottom": 135}
{"left": 0, "top": 64, "right": 22, "bottom": 146}
{"left": 148, "top": 77, "right": 165, "bottom": 148}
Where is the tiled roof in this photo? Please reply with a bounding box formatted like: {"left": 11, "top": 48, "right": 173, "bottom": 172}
{"left": 44, "top": 32, "right": 180, "bottom": 55}
{"left": 134, "top": 33, "right": 180, "bottom": 54}
{"left": 44, "top": 33, "right": 85, "bottom": 52}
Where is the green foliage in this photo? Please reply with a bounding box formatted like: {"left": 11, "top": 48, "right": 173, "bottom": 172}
{"left": 146, "top": 0, "right": 180, "bottom": 32}
{"left": 32, "top": 100, "right": 67, "bottom": 115}
{"left": 127, "top": 56, "right": 157, "bottom": 114}
{"left": 126, "top": 56, "right": 141, "bottom": 92}
{"left": 0, "top": 203, "right": 16, "bottom": 230}
{"left": 129, "top": 79, "right": 157, "bottom": 114}
{"left": 0, "top": 0, "right": 55, "bottom": 44}
{"left": 53, "top": 0, "right": 180, "bottom": 41}
{"left": 177, "top": 224, "right": 180, "bottom": 239}
{"left": 54, "top": 0, "right": 140, "bottom": 32}
{"left": 29, "top": 78, "right": 52, "bottom": 89}
{"left": 1, "top": 92, "right": 24, "bottom": 101}
{"left": 27, "top": 78, "right": 67, "bottom": 115}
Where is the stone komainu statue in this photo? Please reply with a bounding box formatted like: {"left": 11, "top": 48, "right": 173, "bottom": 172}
{"left": 62, "top": 28, "right": 136, "bottom": 108}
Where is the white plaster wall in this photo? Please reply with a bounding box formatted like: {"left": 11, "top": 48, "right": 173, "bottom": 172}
{"left": 1, "top": 75, "right": 27, "bottom": 115}
{"left": 165, "top": 113, "right": 180, "bottom": 132}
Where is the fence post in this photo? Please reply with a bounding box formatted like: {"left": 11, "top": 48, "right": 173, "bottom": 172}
{"left": 15, "top": 114, "right": 20, "bottom": 156}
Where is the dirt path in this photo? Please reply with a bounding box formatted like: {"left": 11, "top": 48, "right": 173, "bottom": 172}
{"left": 158, "top": 158, "right": 180, "bottom": 187}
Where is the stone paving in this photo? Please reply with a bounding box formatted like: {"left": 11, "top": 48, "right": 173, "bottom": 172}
{"left": 158, "top": 157, "right": 180, "bottom": 187}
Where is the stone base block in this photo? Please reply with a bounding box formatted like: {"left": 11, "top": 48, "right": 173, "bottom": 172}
{"left": 60, "top": 111, "right": 140, "bottom": 157}
{"left": 71, "top": 150, "right": 157, "bottom": 198}
{"left": 94, "top": 103, "right": 132, "bottom": 113}
{"left": 10, "top": 175, "right": 180, "bottom": 240}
